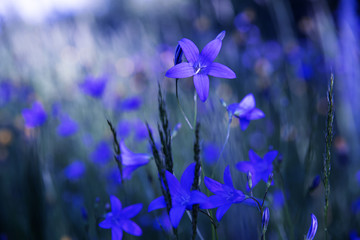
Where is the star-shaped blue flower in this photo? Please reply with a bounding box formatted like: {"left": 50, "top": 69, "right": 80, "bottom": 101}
{"left": 148, "top": 163, "right": 208, "bottom": 228}
{"left": 22, "top": 101, "right": 47, "bottom": 128}
{"left": 165, "top": 31, "right": 236, "bottom": 102}
{"left": 99, "top": 195, "right": 142, "bottom": 240}
{"left": 226, "top": 93, "right": 265, "bottom": 130}
{"left": 236, "top": 149, "right": 278, "bottom": 187}
{"left": 204, "top": 166, "right": 247, "bottom": 221}
{"left": 120, "top": 140, "right": 150, "bottom": 179}
{"left": 56, "top": 114, "right": 78, "bottom": 137}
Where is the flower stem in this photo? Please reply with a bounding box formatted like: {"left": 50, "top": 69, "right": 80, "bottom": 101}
{"left": 193, "top": 90, "right": 198, "bottom": 129}
{"left": 217, "top": 118, "right": 232, "bottom": 162}
{"left": 175, "top": 78, "right": 193, "bottom": 130}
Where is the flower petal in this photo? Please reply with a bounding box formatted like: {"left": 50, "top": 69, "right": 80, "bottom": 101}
{"left": 216, "top": 204, "right": 232, "bottom": 222}
{"left": 110, "top": 195, "right": 122, "bottom": 212}
{"left": 165, "top": 171, "right": 182, "bottom": 197}
{"left": 248, "top": 108, "right": 265, "bottom": 120}
{"left": 239, "top": 118, "right": 250, "bottom": 131}
{"left": 122, "top": 220, "right": 142, "bottom": 236}
{"left": 264, "top": 150, "right": 278, "bottom": 165}
{"left": 180, "top": 163, "right": 196, "bottom": 192}
{"left": 193, "top": 74, "right": 209, "bottom": 102}
{"left": 205, "top": 195, "right": 229, "bottom": 209}
{"left": 200, "top": 38, "right": 222, "bottom": 65}
{"left": 120, "top": 140, "right": 150, "bottom": 166}
{"left": 189, "top": 190, "right": 208, "bottom": 205}
{"left": 121, "top": 203, "right": 142, "bottom": 219}
{"left": 148, "top": 196, "right": 166, "bottom": 212}
{"left": 112, "top": 227, "right": 123, "bottom": 240}
{"left": 237, "top": 93, "right": 256, "bottom": 113}
{"left": 204, "top": 176, "right": 223, "bottom": 194}
{"left": 165, "top": 62, "right": 195, "bottom": 79}
{"left": 169, "top": 206, "right": 186, "bottom": 228}
{"left": 248, "top": 149, "right": 262, "bottom": 163}
{"left": 207, "top": 62, "right": 236, "bottom": 79}
{"left": 178, "top": 38, "right": 199, "bottom": 64}
{"left": 235, "top": 161, "right": 254, "bottom": 174}
{"left": 99, "top": 216, "right": 113, "bottom": 229}
{"left": 223, "top": 166, "right": 234, "bottom": 188}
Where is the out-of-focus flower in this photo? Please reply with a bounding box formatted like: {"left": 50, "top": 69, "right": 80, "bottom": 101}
{"left": 0, "top": 81, "right": 12, "bottom": 106}
{"left": 91, "top": 141, "right": 112, "bottom": 165}
{"left": 166, "top": 31, "right": 236, "bottom": 102}
{"left": 121, "top": 96, "right": 142, "bottom": 111}
{"left": 57, "top": 115, "right": 78, "bottom": 137}
{"left": 305, "top": 214, "right": 318, "bottom": 240}
{"left": 148, "top": 163, "right": 208, "bottom": 228}
{"left": 308, "top": 175, "right": 321, "bottom": 192}
{"left": 120, "top": 140, "right": 150, "bottom": 179}
{"left": 99, "top": 195, "right": 142, "bottom": 240}
{"left": 203, "top": 143, "right": 220, "bottom": 165}
{"left": 236, "top": 149, "right": 278, "bottom": 187}
{"left": 79, "top": 76, "right": 107, "bottom": 98}
{"left": 22, "top": 101, "right": 47, "bottom": 128}
{"left": 117, "top": 120, "right": 132, "bottom": 139}
{"left": 63, "top": 160, "right": 86, "bottom": 181}
{"left": 204, "top": 166, "right": 247, "bottom": 221}
{"left": 133, "top": 121, "right": 148, "bottom": 141}
{"left": 226, "top": 93, "right": 265, "bottom": 130}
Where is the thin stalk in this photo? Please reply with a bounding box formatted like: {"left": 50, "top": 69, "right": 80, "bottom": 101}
{"left": 217, "top": 118, "right": 232, "bottom": 162}
{"left": 176, "top": 78, "right": 193, "bottom": 130}
{"left": 193, "top": 91, "right": 198, "bottom": 129}
{"left": 323, "top": 73, "right": 334, "bottom": 240}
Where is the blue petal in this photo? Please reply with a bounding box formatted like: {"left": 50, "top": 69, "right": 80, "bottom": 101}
{"left": 204, "top": 176, "right": 223, "bottom": 194}
{"left": 110, "top": 195, "right": 122, "bottom": 212}
{"left": 178, "top": 38, "right": 199, "bottom": 64}
{"left": 193, "top": 74, "right": 209, "bottom": 102}
{"left": 189, "top": 190, "right": 208, "bottom": 205}
{"left": 248, "top": 108, "right": 265, "bottom": 120}
{"left": 264, "top": 150, "right": 278, "bottom": 164}
{"left": 57, "top": 115, "right": 78, "bottom": 137}
{"left": 120, "top": 140, "right": 150, "bottom": 166}
{"left": 235, "top": 161, "right": 254, "bottom": 174}
{"left": 216, "top": 204, "right": 232, "bottom": 222}
{"left": 121, "top": 220, "right": 142, "bottom": 236}
{"left": 180, "top": 163, "right": 196, "bottom": 192}
{"left": 63, "top": 161, "right": 85, "bottom": 181}
{"left": 207, "top": 62, "right": 236, "bottom": 79}
{"left": 199, "top": 38, "right": 222, "bottom": 65}
{"left": 121, "top": 203, "right": 142, "bottom": 219}
{"left": 148, "top": 196, "right": 166, "bottom": 212}
{"left": 166, "top": 62, "right": 195, "bottom": 78}
{"left": 165, "top": 171, "right": 183, "bottom": 197}
{"left": 306, "top": 214, "right": 318, "bottom": 240}
{"left": 248, "top": 149, "right": 262, "bottom": 163}
{"left": 223, "top": 166, "right": 234, "bottom": 188}
{"left": 235, "top": 94, "right": 256, "bottom": 116}
{"left": 169, "top": 206, "right": 186, "bottom": 228}
{"left": 239, "top": 118, "right": 250, "bottom": 131}
{"left": 204, "top": 195, "right": 229, "bottom": 209}
{"left": 216, "top": 31, "right": 226, "bottom": 40}
{"left": 99, "top": 217, "right": 113, "bottom": 229}
{"left": 112, "top": 227, "right": 123, "bottom": 240}
{"left": 22, "top": 101, "right": 47, "bottom": 128}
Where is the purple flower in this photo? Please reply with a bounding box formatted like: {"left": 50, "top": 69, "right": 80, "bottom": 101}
{"left": 63, "top": 160, "right": 86, "bottom": 181}
{"left": 121, "top": 96, "right": 142, "bottom": 111}
{"left": 22, "top": 101, "right": 47, "bottom": 128}
{"left": 57, "top": 115, "right": 78, "bottom": 137}
{"left": 203, "top": 143, "right": 220, "bottom": 165}
{"left": 236, "top": 149, "right": 278, "bottom": 187}
{"left": 117, "top": 120, "right": 132, "bottom": 139}
{"left": 305, "top": 214, "right": 318, "bottom": 240}
{"left": 133, "top": 121, "right": 148, "bottom": 141}
{"left": 120, "top": 140, "right": 150, "bottom": 179}
{"left": 204, "top": 166, "right": 247, "bottom": 221}
{"left": 91, "top": 141, "right": 112, "bottom": 164}
{"left": 79, "top": 76, "right": 107, "bottom": 98}
{"left": 226, "top": 93, "right": 265, "bottom": 130}
{"left": 99, "top": 195, "right": 142, "bottom": 240}
{"left": 148, "top": 163, "right": 208, "bottom": 228}
{"left": 165, "top": 31, "right": 236, "bottom": 102}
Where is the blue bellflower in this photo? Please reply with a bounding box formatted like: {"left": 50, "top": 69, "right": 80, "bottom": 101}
{"left": 63, "top": 160, "right": 86, "bottom": 181}
{"left": 99, "top": 195, "right": 142, "bottom": 240}
{"left": 236, "top": 149, "right": 278, "bottom": 187}
{"left": 166, "top": 31, "right": 236, "bottom": 102}
{"left": 148, "top": 163, "right": 208, "bottom": 228}
{"left": 120, "top": 140, "right": 150, "bottom": 179}
{"left": 91, "top": 141, "right": 112, "bottom": 165}
{"left": 57, "top": 114, "right": 78, "bottom": 137}
{"left": 226, "top": 93, "right": 265, "bottom": 130}
{"left": 305, "top": 214, "right": 318, "bottom": 240}
{"left": 204, "top": 166, "right": 247, "bottom": 221}
{"left": 79, "top": 76, "right": 107, "bottom": 98}
{"left": 22, "top": 101, "right": 47, "bottom": 128}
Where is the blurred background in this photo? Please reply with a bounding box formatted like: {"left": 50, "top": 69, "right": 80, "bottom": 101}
{"left": 0, "top": 0, "right": 359, "bottom": 239}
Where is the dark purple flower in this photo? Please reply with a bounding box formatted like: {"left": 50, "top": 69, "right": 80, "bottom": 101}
{"left": 309, "top": 175, "right": 321, "bottom": 192}
{"left": 226, "top": 93, "right": 265, "bottom": 130}
{"left": 79, "top": 76, "right": 107, "bottom": 98}
{"left": 91, "top": 141, "right": 112, "bottom": 164}
{"left": 174, "top": 44, "right": 184, "bottom": 65}
{"left": 120, "top": 140, "right": 150, "bottom": 179}
{"left": 99, "top": 195, "right": 142, "bottom": 240}
{"left": 165, "top": 31, "right": 236, "bottom": 102}
{"left": 305, "top": 214, "right": 318, "bottom": 240}
{"left": 236, "top": 149, "right": 278, "bottom": 187}
{"left": 57, "top": 115, "right": 78, "bottom": 137}
{"left": 63, "top": 160, "right": 86, "bottom": 181}
{"left": 204, "top": 166, "right": 247, "bottom": 221}
{"left": 148, "top": 163, "right": 208, "bottom": 228}
{"left": 22, "top": 101, "right": 47, "bottom": 128}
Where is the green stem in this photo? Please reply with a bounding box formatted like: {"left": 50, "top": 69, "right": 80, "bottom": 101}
{"left": 193, "top": 91, "right": 198, "bottom": 129}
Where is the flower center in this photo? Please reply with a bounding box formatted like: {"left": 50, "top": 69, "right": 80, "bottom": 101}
{"left": 194, "top": 62, "right": 206, "bottom": 74}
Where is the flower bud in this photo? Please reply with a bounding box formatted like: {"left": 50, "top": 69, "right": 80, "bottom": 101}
{"left": 262, "top": 207, "right": 270, "bottom": 233}
{"left": 305, "top": 214, "right": 318, "bottom": 240}
{"left": 266, "top": 173, "right": 273, "bottom": 188}
{"left": 216, "top": 31, "right": 226, "bottom": 40}
{"left": 174, "top": 44, "right": 183, "bottom": 65}
{"left": 308, "top": 175, "right": 321, "bottom": 192}
{"left": 247, "top": 171, "right": 253, "bottom": 190}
